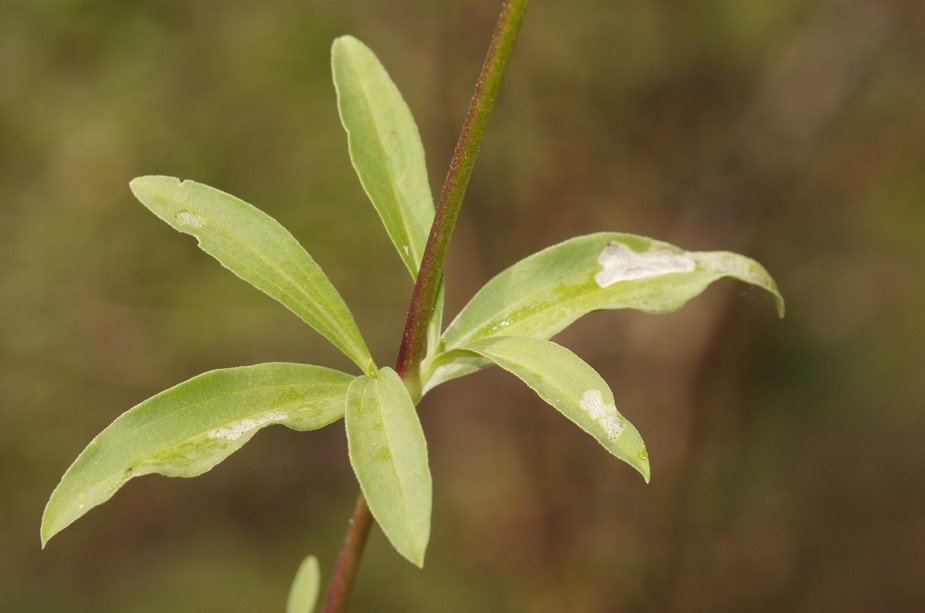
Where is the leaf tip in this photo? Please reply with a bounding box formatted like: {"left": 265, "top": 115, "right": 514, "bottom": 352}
{"left": 39, "top": 512, "right": 59, "bottom": 549}
{"left": 287, "top": 554, "right": 321, "bottom": 613}
{"left": 128, "top": 175, "right": 151, "bottom": 200}
{"left": 129, "top": 174, "right": 176, "bottom": 192}
{"left": 332, "top": 34, "right": 357, "bottom": 45}
{"left": 406, "top": 545, "right": 426, "bottom": 569}
{"left": 635, "top": 446, "right": 651, "bottom": 484}
{"left": 775, "top": 295, "right": 786, "bottom": 319}
{"left": 331, "top": 35, "right": 362, "bottom": 58}
{"left": 40, "top": 482, "right": 87, "bottom": 550}
{"left": 129, "top": 175, "right": 189, "bottom": 209}
{"left": 408, "top": 516, "right": 431, "bottom": 569}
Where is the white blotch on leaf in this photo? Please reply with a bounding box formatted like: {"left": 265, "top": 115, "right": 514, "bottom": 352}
{"left": 208, "top": 411, "right": 287, "bottom": 441}
{"left": 175, "top": 211, "right": 205, "bottom": 229}
{"left": 402, "top": 245, "right": 410, "bottom": 256}
{"left": 579, "top": 389, "right": 624, "bottom": 439}
{"left": 595, "top": 241, "right": 695, "bottom": 288}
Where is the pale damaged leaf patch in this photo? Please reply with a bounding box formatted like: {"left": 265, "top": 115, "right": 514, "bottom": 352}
{"left": 208, "top": 411, "right": 288, "bottom": 441}
{"left": 175, "top": 211, "right": 205, "bottom": 229}
{"left": 578, "top": 390, "right": 624, "bottom": 440}
{"left": 595, "top": 241, "right": 695, "bottom": 287}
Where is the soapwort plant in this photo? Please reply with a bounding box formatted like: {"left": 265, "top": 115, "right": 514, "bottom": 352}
{"left": 41, "top": 1, "right": 783, "bottom": 611}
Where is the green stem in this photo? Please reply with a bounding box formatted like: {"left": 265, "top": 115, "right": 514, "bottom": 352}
{"left": 322, "top": 1, "right": 528, "bottom": 611}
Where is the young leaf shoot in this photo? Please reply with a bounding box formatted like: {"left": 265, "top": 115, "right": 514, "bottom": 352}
{"left": 287, "top": 555, "right": 321, "bottom": 613}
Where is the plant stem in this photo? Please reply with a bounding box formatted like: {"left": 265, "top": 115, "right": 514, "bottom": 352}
{"left": 322, "top": 1, "right": 528, "bottom": 611}
{"left": 322, "top": 494, "right": 373, "bottom": 613}
{"left": 395, "top": 0, "right": 529, "bottom": 381}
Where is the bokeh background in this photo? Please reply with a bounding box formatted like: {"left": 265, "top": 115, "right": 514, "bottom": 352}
{"left": 3, "top": 1, "right": 923, "bottom": 611}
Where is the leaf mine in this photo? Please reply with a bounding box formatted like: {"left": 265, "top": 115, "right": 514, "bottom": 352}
{"left": 578, "top": 389, "right": 624, "bottom": 439}
{"left": 208, "top": 411, "right": 288, "bottom": 441}
{"left": 175, "top": 211, "right": 205, "bottom": 229}
{"left": 595, "top": 241, "right": 695, "bottom": 288}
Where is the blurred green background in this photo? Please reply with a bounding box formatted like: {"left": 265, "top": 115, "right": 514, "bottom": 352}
{"left": 3, "top": 1, "right": 923, "bottom": 611}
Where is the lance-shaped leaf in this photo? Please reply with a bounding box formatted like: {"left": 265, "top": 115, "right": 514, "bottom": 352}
{"left": 332, "top": 36, "right": 435, "bottom": 278}
{"left": 425, "top": 232, "right": 784, "bottom": 391}
{"left": 42, "top": 363, "right": 354, "bottom": 546}
{"left": 130, "top": 176, "right": 374, "bottom": 374}
{"left": 464, "top": 336, "right": 650, "bottom": 482}
{"left": 287, "top": 555, "right": 321, "bottom": 613}
{"left": 345, "top": 368, "right": 431, "bottom": 567}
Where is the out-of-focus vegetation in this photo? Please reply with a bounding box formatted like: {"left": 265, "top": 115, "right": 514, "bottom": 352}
{"left": 2, "top": 1, "right": 923, "bottom": 611}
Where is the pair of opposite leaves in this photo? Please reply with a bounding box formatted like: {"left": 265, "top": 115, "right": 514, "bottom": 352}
{"left": 41, "top": 36, "right": 784, "bottom": 572}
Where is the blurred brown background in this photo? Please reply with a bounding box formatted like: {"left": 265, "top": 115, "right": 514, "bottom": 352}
{"left": 3, "top": 1, "right": 923, "bottom": 611}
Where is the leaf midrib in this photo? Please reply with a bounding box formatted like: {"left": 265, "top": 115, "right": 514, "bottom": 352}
{"left": 372, "top": 376, "right": 422, "bottom": 553}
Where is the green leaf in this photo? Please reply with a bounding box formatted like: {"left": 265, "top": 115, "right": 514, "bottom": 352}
{"left": 425, "top": 232, "right": 784, "bottom": 390}
{"left": 41, "top": 363, "right": 354, "bottom": 546}
{"left": 345, "top": 368, "right": 431, "bottom": 567}
{"left": 332, "top": 36, "right": 435, "bottom": 279}
{"left": 129, "top": 176, "right": 374, "bottom": 374}
{"left": 464, "top": 336, "right": 650, "bottom": 482}
{"left": 286, "top": 555, "right": 321, "bottom": 613}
